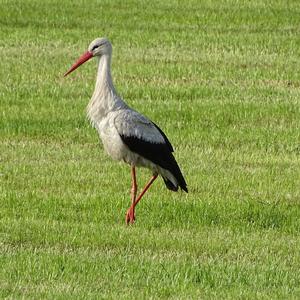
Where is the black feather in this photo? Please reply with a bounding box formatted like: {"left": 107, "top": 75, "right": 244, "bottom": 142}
{"left": 163, "top": 177, "right": 178, "bottom": 191}
{"left": 120, "top": 133, "right": 188, "bottom": 193}
{"left": 151, "top": 122, "right": 174, "bottom": 152}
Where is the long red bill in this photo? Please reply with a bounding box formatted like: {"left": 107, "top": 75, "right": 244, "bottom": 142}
{"left": 64, "top": 51, "right": 93, "bottom": 77}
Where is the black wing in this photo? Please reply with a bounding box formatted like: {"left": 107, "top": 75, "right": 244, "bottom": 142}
{"left": 114, "top": 110, "right": 187, "bottom": 192}
{"left": 151, "top": 122, "right": 174, "bottom": 152}
{"left": 120, "top": 134, "right": 188, "bottom": 193}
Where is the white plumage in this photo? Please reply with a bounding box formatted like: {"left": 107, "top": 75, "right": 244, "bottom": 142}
{"left": 65, "top": 37, "right": 187, "bottom": 224}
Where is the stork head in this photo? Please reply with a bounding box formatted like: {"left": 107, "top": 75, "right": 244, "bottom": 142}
{"left": 88, "top": 37, "right": 112, "bottom": 57}
{"left": 64, "top": 37, "right": 112, "bottom": 77}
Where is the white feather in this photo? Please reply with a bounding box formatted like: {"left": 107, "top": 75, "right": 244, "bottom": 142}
{"left": 113, "top": 109, "right": 165, "bottom": 143}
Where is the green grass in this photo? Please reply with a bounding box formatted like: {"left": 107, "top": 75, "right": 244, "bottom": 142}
{"left": 1, "top": 0, "right": 300, "bottom": 298}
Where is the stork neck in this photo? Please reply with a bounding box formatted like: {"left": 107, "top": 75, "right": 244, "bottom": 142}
{"left": 87, "top": 53, "right": 126, "bottom": 126}
{"left": 95, "top": 53, "right": 115, "bottom": 95}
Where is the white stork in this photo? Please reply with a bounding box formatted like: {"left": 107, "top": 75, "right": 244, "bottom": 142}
{"left": 64, "top": 37, "right": 188, "bottom": 224}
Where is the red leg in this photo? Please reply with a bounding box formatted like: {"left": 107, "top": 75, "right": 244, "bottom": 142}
{"left": 134, "top": 174, "right": 158, "bottom": 207}
{"left": 126, "top": 174, "right": 158, "bottom": 225}
{"left": 125, "top": 166, "right": 137, "bottom": 224}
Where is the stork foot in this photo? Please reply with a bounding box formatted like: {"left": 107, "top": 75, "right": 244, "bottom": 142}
{"left": 125, "top": 206, "right": 135, "bottom": 224}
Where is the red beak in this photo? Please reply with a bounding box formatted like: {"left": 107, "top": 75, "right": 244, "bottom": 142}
{"left": 64, "top": 51, "right": 93, "bottom": 77}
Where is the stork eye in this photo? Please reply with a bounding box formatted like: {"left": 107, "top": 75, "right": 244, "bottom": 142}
{"left": 92, "top": 42, "right": 105, "bottom": 51}
{"left": 92, "top": 44, "right": 100, "bottom": 51}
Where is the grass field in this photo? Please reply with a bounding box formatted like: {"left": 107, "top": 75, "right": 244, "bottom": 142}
{"left": 1, "top": 0, "right": 300, "bottom": 298}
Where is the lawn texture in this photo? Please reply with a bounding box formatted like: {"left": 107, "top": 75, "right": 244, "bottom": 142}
{"left": 1, "top": 0, "right": 300, "bottom": 298}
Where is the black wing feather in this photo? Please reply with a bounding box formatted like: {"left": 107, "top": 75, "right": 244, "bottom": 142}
{"left": 151, "top": 122, "right": 174, "bottom": 152}
{"left": 120, "top": 134, "right": 188, "bottom": 193}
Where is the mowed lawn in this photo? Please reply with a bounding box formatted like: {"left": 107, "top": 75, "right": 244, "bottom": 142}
{"left": 1, "top": 0, "right": 300, "bottom": 298}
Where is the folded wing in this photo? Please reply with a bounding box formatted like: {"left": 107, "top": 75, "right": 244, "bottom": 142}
{"left": 114, "top": 109, "right": 188, "bottom": 192}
